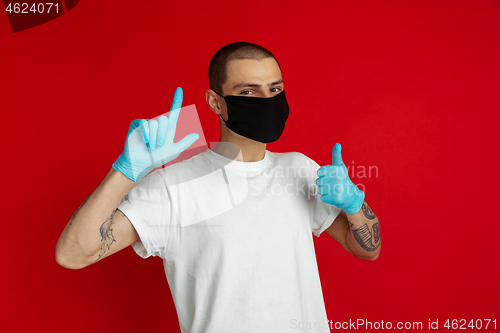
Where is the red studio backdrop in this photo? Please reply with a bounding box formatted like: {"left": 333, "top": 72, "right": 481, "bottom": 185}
{"left": 1, "top": 0, "right": 499, "bottom": 332}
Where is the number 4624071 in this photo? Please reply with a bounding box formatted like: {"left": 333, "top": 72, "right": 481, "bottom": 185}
{"left": 443, "top": 319, "right": 496, "bottom": 330}
{"left": 5, "top": 3, "right": 59, "bottom": 14}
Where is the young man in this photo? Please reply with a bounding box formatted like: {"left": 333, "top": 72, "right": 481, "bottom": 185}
{"left": 56, "top": 42, "right": 381, "bottom": 333}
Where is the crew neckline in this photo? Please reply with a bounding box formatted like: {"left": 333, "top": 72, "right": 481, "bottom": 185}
{"left": 204, "top": 148, "right": 270, "bottom": 177}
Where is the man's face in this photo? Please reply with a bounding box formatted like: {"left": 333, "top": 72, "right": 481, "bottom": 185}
{"left": 209, "top": 57, "right": 285, "bottom": 143}
{"left": 221, "top": 57, "right": 284, "bottom": 98}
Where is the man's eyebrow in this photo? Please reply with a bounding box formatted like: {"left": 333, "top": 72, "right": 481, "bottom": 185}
{"left": 270, "top": 79, "right": 284, "bottom": 86}
{"left": 232, "top": 79, "right": 284, "bottom": 90}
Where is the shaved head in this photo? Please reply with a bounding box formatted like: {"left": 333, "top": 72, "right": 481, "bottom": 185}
{"left": 208, "top": 41, "right": 281, "bottom": 96}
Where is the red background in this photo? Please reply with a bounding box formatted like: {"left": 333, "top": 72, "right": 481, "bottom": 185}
{"left": 1, "top": 0, "right": 499, "bottom": 332}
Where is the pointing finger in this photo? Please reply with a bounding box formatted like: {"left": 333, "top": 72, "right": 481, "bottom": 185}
{"left": 167, "top": 87, "right": 183, "bottom": 141}
{"left": 170, "top": 87, "right": 183, "bottom": 113}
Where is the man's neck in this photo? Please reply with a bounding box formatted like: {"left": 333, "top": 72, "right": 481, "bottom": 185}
{"left": 212, "top": 136, "right": 266, "bottom": 162}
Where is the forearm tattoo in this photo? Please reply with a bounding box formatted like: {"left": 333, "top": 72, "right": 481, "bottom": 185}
{"left": 348, "top": 201, "right": 381, "bottom": 251}
{"left": 361, "top": 201, "right": 376, "bottom": 220}
{"left": 95, "top": 209, "right": 117, "bottom": 262}
{"left": 351, "top": 222, "right": 381, "bottom": 252}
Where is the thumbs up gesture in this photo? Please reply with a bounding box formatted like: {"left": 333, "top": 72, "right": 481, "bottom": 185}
{"left": 316, "top": 143, "right": 365, "bottom": 215}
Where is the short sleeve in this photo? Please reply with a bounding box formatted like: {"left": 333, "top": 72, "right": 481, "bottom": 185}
{"left": 304, "top": 156, "right": 342, "bottom": 237}
{"left": 311, "top": 192, "right": 342, "bottom": 237}
{"left": 117, "top": 170, "right": 171, "bottom": 259}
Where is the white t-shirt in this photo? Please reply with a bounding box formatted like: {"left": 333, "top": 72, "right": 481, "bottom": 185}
{"left": 118, "top": 148, "right": 341, "bottom": 333}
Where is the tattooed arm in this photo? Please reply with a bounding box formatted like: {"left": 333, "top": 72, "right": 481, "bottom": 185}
{"left": 324, "top": 200, "right": 381, "bottom": 261}
{"left": 55, "top": 168, "right": 140, "bottom": 269}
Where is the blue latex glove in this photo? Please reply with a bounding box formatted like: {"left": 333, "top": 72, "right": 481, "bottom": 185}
{"left": 316, "top": 143, "right": 365, "bottom": 214}
{"left": 112, "top": 87, "right": 200, "bottom": 182}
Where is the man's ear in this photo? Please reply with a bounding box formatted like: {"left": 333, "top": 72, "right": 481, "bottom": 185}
{"left": 205, "top": 89, "right": 223, "bottom": 115}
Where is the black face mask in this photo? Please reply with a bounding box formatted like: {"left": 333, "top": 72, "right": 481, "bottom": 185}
{"left": 214, "top": 90, "right": 289, "bottom": 143}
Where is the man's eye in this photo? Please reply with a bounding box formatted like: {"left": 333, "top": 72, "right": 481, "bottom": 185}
{"left": 271, "top": 87, "right": 282, "bottom": 93}
{"left": 241, "top": 90, "right": 253, "bottom": 95}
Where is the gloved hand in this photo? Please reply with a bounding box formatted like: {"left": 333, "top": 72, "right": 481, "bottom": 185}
{"left": 112, "top": 87, "right": 200, "bottom": 182}
{"left": 316, "top": 143, "right": 365, "bottom": 214}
